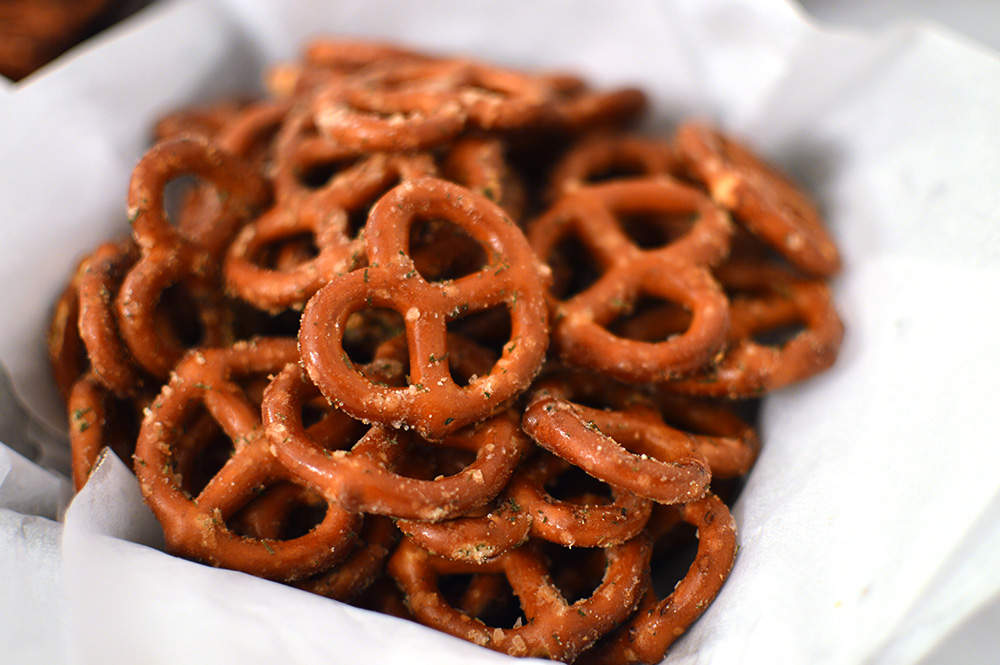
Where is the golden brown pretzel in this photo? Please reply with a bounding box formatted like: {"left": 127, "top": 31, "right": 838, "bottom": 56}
{"left": 674, "top": 121, "right": 841, "bottom": 277}
{"left": 389, "top": 534, "right": 652, "bottom": 662}
{"left": 528, "top": 178, "right": 732, "bottom": 383}
{"left": 523, "top": 396, "right": 711, "bottom": 505}
{"left": 298, "top": 177, "right": 549, "bottom": 439}
{"left": 664, "top": 259, "right": 844, "bottom": 398}
{"left": 262, "top": 362, "right": 531, "bottom": 521}
{"left": 225, "top": 152, "right": 435, "bottom": 311}
{"left": 133, "top": 338, "right": 360, "bottom": 581}
{"left": 582, "top": 495, "right": 737, "bottom": 665}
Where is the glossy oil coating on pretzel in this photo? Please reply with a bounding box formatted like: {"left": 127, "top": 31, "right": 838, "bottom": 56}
{"left": 299, "top": 176, "right": 549, "bottom": 439}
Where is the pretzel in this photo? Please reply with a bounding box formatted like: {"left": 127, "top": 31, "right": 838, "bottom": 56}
{"left": 47, "top": 256, "right": 88, "bottom": 402}
{"left": 225, "top": 152, "right": 435, "bottom": 311}
{"left": 583, "top": 495, "right": 737, "bottom": 665}
{"left": 528, "top": 178, "right": 732, "bottom": 383}
{"left": 674, "top": 122, "right": 841, "bottom": 277}
{"left": 67, "top": 373, "right": 146, "bottom": 490}
{"left": 442, "top": 134, "right": 527, "bottom": 221}
{"left": 547, "top": 133, "right": 678, "bottom": 198}
{"left": 0, "top": 0, "right": 112, "bottom": 80}
{"left": 133, "top": 337, "right": 361, "bottom": 581}
{"left": 651, "top": 391, "right": 760, "bottom": 478}
{"left": 118, "top": 136, "right": 271, "bottom": 379}
{"left": 664, "top": 259, "right": 844, "bottom": 398}
{"left": 523, "top": 395, "right": 710, "bottom": 505}
{"left": 77, "top": 240, "right": 144, "bottom": 396}
{"left": 294, "top": 515, "right": 400, "bottom": 601}
{"left": 262, "top": 362, "right": 531, "bottom": 521}
{"left": 389, "top": 534, "right": 652, "bottom": 662}
{"left": 298, "top": 177, "right": 549, "bottom": 439}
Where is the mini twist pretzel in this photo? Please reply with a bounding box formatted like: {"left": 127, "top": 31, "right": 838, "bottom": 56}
{"left": 77, "top": 239, "right": 144, "bottom": 397}
{"left": 529, "top": 178, "right": 732, "bottom": 382}
{"left": 651, "top": 391, "right": 760, "bottom": 478}
{"left": 522, "top": 395, "right": 710, "bottom": 505}
{"left": 133, "top": 337, "right": 361, "bottom": 582}
{"left": 262, "top": 362, "right": 531, "bottom": 522}
{"left": 582, "top": 495, "right": 737, "bottom": 665}
{"left": 299, "top": 177, "right": 549, "bottom": 440}
{"left": 664, "top": 259, "right": 844, "bottom": 398}
{"left": 67, "top": 373, "right": 146, "bottom": 491}
{"left": 388, "top": 534, "right": 652, "bottom": 662}
{"left": 547, "top": 133, "right": 678, "bottom": 199}
{"left": 674, "top": 121, "right": 841, "bottom": 277}
{"left": 47, "top": 256, "right": 88, "bottom": 402}
{"left": 225, "top": 152, "right": 435, "bottom": 311}
{"left": 118, "top": 136, "right": 271, "bottom": 379}
{"left": 396, "top": 446, "right": 653, "bottom": 562}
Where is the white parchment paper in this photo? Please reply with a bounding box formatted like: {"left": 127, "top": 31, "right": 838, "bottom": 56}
{"left": 2, "top": 0, "right": 999, "bottom": 663}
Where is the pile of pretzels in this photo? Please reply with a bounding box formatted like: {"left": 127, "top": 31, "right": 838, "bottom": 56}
{"left": 48, "top": 38, "right": 843, "bottom": 664}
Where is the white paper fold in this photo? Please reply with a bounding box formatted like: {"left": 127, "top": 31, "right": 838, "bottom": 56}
{"left": 2, "top": 0, "right": 999, "bottom": 663}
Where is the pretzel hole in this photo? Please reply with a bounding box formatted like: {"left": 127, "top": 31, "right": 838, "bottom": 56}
{"left": 154, "top": 283, "right": 206, "bottom": 349}
{"left": 447, "top": 308, "right": 511, "bottom": 383}
{"left": 544, "top": 464, "right": 613, "bottom": 504}
{"left": 343, "top": 308, "right": 407, "bottom": 366}
{"left": 172, "top": 411, "right": 232, "bottom": 498}
{"left": 579, "top": 159, "right": 659, "bottom": 186}
{"left": 257, "top": 233, "right": 320, "bottom": 270}
{"left": 228, "top": 481, "right": 329, "bottom": 540}
{"left": 607, "top": 297, "right": 691, "bottom": 342}
{"left": 544, "top": 542, "right": 608, "bottom": 603}
{"left": 439, "top": 572, "right": 523, "bottom": 627}
{"left": 650, "top": 520, "right": 699, "bottom": 597}
{"left": 620, "top": 211, "right": 699, "bottom": 250}
{"left": 395, "top": 441, "right": 475, "bottom": 480}
{"left": 409, "top": 218, "right": 489, "bottom": 282}
{"left": 294, "top": 157, "right": 362, "bottom": 190}
{"left": 546, "top": 234, "right": 604, "bottom": 300}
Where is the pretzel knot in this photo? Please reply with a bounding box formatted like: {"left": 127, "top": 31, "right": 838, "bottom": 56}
{"left": 133, "top": 337, "right": 360, "bottom": 581}
{"left": 262, "top": 363, "right": 531, "bottom": 521}
{"left": 299, "top": 176, "right": 550, "bottom": 439}
{"left": 528, "top": 178, "right": 733, "bottom": 383}
{"left": 388, "top": 534, "right": 652, "bottom": 662}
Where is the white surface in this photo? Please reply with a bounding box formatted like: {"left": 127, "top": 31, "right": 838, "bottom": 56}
{"left": 2, "top": 0, "right": 1000, "bottom": 663}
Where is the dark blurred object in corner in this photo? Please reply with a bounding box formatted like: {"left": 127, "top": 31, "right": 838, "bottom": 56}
{"left": 0, "top": 0, "right": 153, "bottom": 81}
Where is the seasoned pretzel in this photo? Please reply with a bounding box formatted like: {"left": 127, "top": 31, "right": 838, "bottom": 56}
{"left": 389, "top": 534, "right": 651, "bottom": 662}
{"left": 529, "top": 178, "right": 732, "bottom": 382}
{"left": 674, "top": 122, "right": 840, "bottom": 277}
{"left": 47, "top": 256, "right": 88, "bottom": 402}
{"left": 118, "top": 136, "right": 271, "bottom": 379}
{"left": 134, "top": 338, "right": 361, "bottom": 581}
{"left": 299, "top": 177, "right": 549, "bottom": 439}
{"left": 77, "top": 240, "right": 144, "bottom": 396}
{"left": 262, "top": 362, "right": 531, "bottom": 521}
{"left": 651, "top": 391, "right": 760, "bottom": 478}
{"left": 583, "top": 495, "right": 737, "bottom": 665}
{"left": 442, "top": 134, "right": 527, "bottom": 221}
{"left": 67, "top": 373, "right": 145, "bottom": 490}
{"left": 225, "top": 152, "right": 434, "bottom": 311}
{"left": 547, "top": 133, "right": 677, "bottom": 198}
{"left": 664, "top": 259, "right": 844, "bottom": 398}
{"left": 294, "top": 515, "right": 400, "bottom": 601}
{"left": 523, "top": 395, "right": 710, "bottom": 505}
